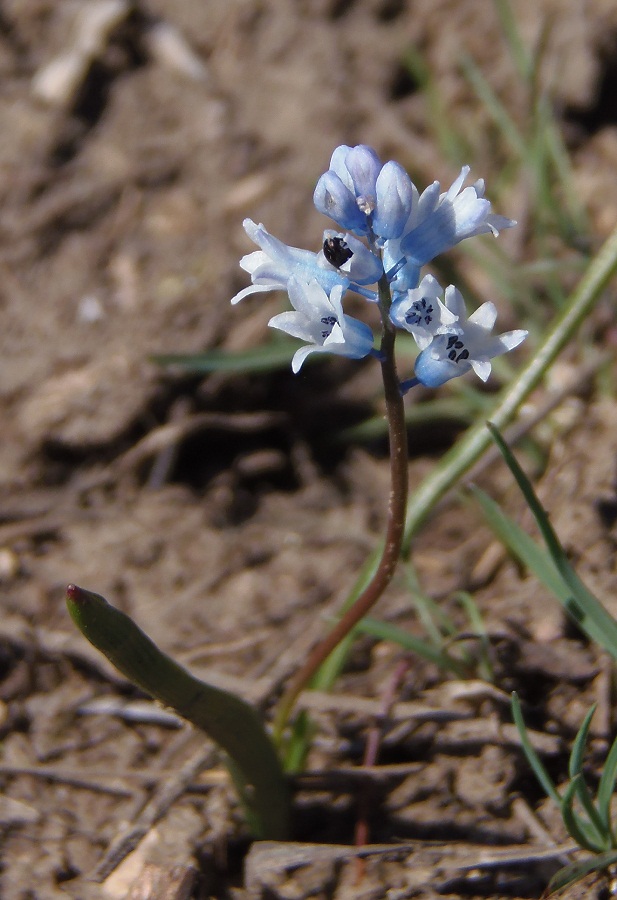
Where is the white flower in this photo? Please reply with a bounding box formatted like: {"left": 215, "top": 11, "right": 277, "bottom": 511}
{"left": 413, "top": 286, "right": 527, "bottom": 387}
{"left": 389, "top": 275, "right": 460, "bottom": 350}
{"left": 321, "top": 230, "right": 383, "bottom": 288}
{"left": 231, "top": 219, "right": 348, "bottom": 305}
{"left": 268, "top": 277, "right": 374, "bottom": 374}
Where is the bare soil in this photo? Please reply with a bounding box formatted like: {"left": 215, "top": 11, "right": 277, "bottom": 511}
{"left": 2, "top": 2, "right": 617, "bottom": 898}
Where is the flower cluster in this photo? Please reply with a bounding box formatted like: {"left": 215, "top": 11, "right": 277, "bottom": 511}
{"left": 231, "top": 144, "right": 527, "bottom": 388}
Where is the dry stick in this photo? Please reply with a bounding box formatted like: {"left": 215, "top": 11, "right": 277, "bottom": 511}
{"left": 93, "top": 742, "right": 214, "bottom": 882}
{"left": 353, "top": 658, "right": 411, "bottom": 884}
{"left": 354, "top": 658, "right": 411, "bottom": 844}
{"left": 273, "top": 274, "right": 409, "bottom": 739}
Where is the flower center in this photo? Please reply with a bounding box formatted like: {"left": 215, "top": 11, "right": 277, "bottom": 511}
{"left": 446, "top": 335, "right": 470, "bottom": 364}
{"left": 406, "top": 297, "right": 434, "bottom": 327}
{"left": 320, "top": 314, "right": 337, "bottom": 339}
{"left": 323, "top": 236, "right": 353, "bottom": 268}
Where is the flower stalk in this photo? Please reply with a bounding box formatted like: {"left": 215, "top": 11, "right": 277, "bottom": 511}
{"left": 273, "top": 272, "right": 408, "bottom": 740}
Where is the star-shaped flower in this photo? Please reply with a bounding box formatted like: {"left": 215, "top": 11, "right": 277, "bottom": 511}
{"left": 389, "top": 275, "right": 460, "bottom": 350}
{"left": 268, "top": 277, "right": 374, "bottom": 373}
{"left": 412, "top": 285, "right": 527, "bottom": 387}
{"left": 383, "top": 167, "right": 515, "bottom": 295}
{"left": 231, "top": 219, "right": 382, "bottom": 304}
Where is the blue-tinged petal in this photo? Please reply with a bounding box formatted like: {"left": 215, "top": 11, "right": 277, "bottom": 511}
{"left": 314, "top": 172, "right": 369, "bottom": 234}
{"left": 444, "top": 166, "right": 470, "bottom": 200}
{"left": 373, "top": 161, "right": 414, "bottom": 240}
{"left": 414, "top": 349, "right": 462, "bottom": 387}
{"left": 344, "top": 145, "right": 382, "bottom": 209}
{"left": 398, "top": 169, "right": 516, "bottom": 267}
{"left": 231, "top": 283, "right": 281, "bottom": 305}
{"left": 329, "top": 145, "right": 354, "bottom": 190}
{"left": 291, "top": 344, "right": 322, "bottom": 373}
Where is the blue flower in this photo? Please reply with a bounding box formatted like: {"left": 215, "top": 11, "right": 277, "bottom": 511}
{"left": 231, "top": 219, "right": 350, "bottom": 305}
{"left": 268, "top": 277, "right": 374, "bottom": 373}
{"left": 412, "top": 285, "right": 527, "bottom": 387}
{"left": 390, "top": 275, "right": 459, "bottom": 350}
{"left": 313, "top": 145, "right": 382, "bottom": 236}
{"left": 399, "top": 167, "right": 516, "bottom": 269}
{"left": 314, "top": 145, "right": 416, "bottom": 243}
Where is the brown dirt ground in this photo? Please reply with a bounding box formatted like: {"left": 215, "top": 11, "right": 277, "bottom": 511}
{"left": 2, "top": 1, "right": 617, "bottom": 898}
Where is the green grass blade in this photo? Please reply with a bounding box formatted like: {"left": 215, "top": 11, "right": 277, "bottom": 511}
{"left": 401, "top": 46, "right": 468, "bottom": 164}
{"left": 338, "top": 398, "right": 472, "bottom": 444}
{"left": 569, "top": 706, "right": 597, "bottom": 779}
{"left": 471, "top": 485, "right": 576, "bottom": 602}
{"left": 597, "top": 733, "right": 617, "bottom": 833}
{"left": 403, "top": 221, "right": 617, "bottom": 549}
{"left": 153, "top": 339, "right": 302, "bottom": 374}
{"left": 355, "top": 616, "right": 469, "bottom": 678}
{"left": 404, "top": 563, "right": 456, "bottom": 644}
{"left": 566, "top": 709, "right": 608, "bottom": 849}
{"left": 561, "top": 776, "right": 605, "bottom": 853}
{"left": 459, "top": 52, "right": 528, "bottom": 159}
{"left": 66, "top": 584, "right": 289, "bottom": 839}
{"left": 548, "top": 849, "right": 617, "bottom": 895}
{"left": 511, "top": 692, "right": 561, "bottom": 805}
{"left": 487, "top": 425, "right": 617, "bottom": 661}
{"left": 493, "top": 0, "right": 532, "bottom": 81}
{"left": 453, "top": 591, "right": 494, "bottom": 682}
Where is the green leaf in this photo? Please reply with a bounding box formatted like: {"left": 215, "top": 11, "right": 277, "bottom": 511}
{"left": 597, "top": 733, "right": 617, "bottom": 835}
{"left": 561, "top": 776, "right": 605, "bottom": 854}
{"left": 548, "top": 849, "right": 617, "bottom": 895}
{"left": 566, "top": 705, "right": 608, "bottom": 849}
{"left": 453, "top": 591, "right": 494, "bottom": 682}
{"left": 569, "top": 706, "right": 597, "bottom": 779}
{"left": 511, "top": 692, "right": 561, "bottom": 805}
{"left": 152, "top": 340, "right": 303, "bottom": 375}
{"left": 355, "top": 616, "right": 469, "bottom": 678}
{"left": 471, "top": 485, "right": 567, "bottom": 600}
{"left": 66, "top": 584, "right": 289, "bottom": 840}
{"left": 487, "top": 424, "right": 617, "bottom": 661}
{"left": 403, "top": 220, "right": 617, "bottom": 547}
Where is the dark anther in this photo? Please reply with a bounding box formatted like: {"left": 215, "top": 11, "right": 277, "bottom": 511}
{"left": 323, "top": 236, "right": 353, "bottom": 267}
{"left": 406, "top": 297, "right": 434, "bottom": 327}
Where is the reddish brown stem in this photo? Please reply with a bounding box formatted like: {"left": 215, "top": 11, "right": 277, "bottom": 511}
{"left": 273, "top": 275, "right": 408, "bottom": 740}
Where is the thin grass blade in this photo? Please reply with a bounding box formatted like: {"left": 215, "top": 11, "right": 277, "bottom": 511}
{"left": 569, "top": 706, "right": 597, "bottom": 778}
{"left": 153, "top": 340, "right": 302, "bottom": 375}
{"left": 487, "top": 424, "right": 617, "bottom": 661}
{"left": 355, "top": 617, "right": 469, "bottom": 678}
{"left": 597, "top": 733, "right": 617, "bottom": 833}
{"left": 561, "top": 776, "right": 605, "bottom": 854}
{"left": 403, "top": 221, "right": 617, "bottom": 548}
{"left": 471, "top": 485, "right": 567, "bottom": 599}
{"left": 511, "top": 692, "right": 561, "bottom": 805}
{"left": 548, "top": 849, "right": 617, "bottom": 895}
